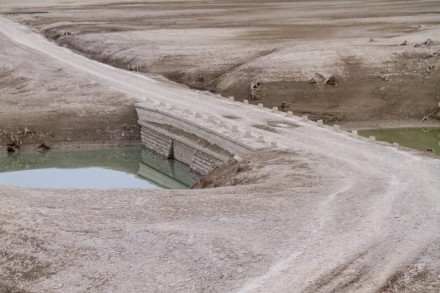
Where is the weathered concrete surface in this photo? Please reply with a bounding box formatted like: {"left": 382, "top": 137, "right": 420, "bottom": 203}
{"left": 137, "top": 106, "right": 257, "bottom": 156}
{"left": 137, "top": 106, "right": 256, "bottom": 174}
{"left": 140, "top": 124, "right": 224, "bottom": 175}
{"left": 0, "top": 5, "right": 440, "bottom": 293}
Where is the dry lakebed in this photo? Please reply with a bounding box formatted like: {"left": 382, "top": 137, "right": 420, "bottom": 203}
{"left": 0, "top": 1, "right": 440, "bottom": 292}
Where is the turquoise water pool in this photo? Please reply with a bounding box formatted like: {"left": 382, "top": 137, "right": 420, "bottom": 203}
{"left": 0, "top": 147, "right": 200, "bottom": 189}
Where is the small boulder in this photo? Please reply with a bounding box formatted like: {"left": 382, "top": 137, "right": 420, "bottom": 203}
{"left": 7, "top": 145, "right": 16, "bottom": 153}
{"left": 423, "top": 38, "right": 434, "bottom": 46}
{"left": 37, "top": 142, "right": 51, "bottom": 151}
{"left": 324, "top": 75, "right": 337, "bottom": 86}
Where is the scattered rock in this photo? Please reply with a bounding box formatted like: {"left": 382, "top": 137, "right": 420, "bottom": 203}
{"left": 400, "top": 40, "right": 407, "bottom": 46}
{"left": 308, "top": 78, "right": 317, "bottom": 84}
{"left": 324, "top": 75, "right": 337, "bottom": 86}
{"left": 415, "top": 39, "right": 435, "bottom": 48}
{"left": 233, "top": 155, "right": 244, "bottom": 163}
{"left": 423, "top": 38, "right": 434, "bottom": 46}
{"left": 315, "top": 73, "right": 326, "bottom": 80}
{"left": 421, "top": 104, "right": 440, "bottom": 122}
{"left": 250, "top": 81, "right": 261, "bottom": 101}
{"left": 424, "top": 53, "right": 434, "bottom": 59}
{"left": 376, "top": 73, "right": 390, "bottom": 82}
{"left": 306, "top": 112, "right": 345, "bottom": 123}
{"left": 7, "top": 145, "right": 16, "bottom": 153}
{"left": 279, "top": 102, "right": 290, "bottom": 109}
{"left": 24, "top": 127, "right": 31, "bottom": 135}
{"left": 7, "top": 133, "right": 22, "bottom": 153}
{"left": 251, "top": 81, "right": 261, "bottom": 89}
{"left": 37, "top": 142, "right": 51, "bottom": 151}
{"left": 424, "top": 65, "right": 436, "bottom": 76}
{"left": 127, "top": 64, "right": 139, "bottom": 71}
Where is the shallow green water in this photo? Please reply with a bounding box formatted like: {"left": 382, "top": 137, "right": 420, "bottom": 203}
{"left": 0, "top": 147, "right": 200, "bottom": 189}
{"left": 359, "top": 127, "right": 440, "bottom": 155}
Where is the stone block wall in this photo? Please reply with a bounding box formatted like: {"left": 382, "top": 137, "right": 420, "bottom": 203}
{"left": 140, "top": 149, "right": 200, "bottom": 187}
{"left": 190, "top": 150, "right": 223, "bottom": 175}
{"left": 140, "top": 125, "right": 225, "bottom": 175}
{"left": 141, "top": 127, "right": 173, "bottom": 158}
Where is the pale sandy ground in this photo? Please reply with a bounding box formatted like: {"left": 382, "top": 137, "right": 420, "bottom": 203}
{"left": 0, "top": 16, "right": 140, "bottom": 148}
{"left": 1, "top": 1, "right": 440, "bottom": 293}
{"left": 2, "top": 0, "right": 439, "bottom": 125}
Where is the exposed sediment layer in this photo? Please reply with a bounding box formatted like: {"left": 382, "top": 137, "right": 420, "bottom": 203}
{"left": 1, "top": 5, "right": 440, "bottom": 293}
{"left": 3, "top": 0, "right": 440, "bottom": 126}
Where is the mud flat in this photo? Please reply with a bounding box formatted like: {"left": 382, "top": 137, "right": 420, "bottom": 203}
{"left": 1, "top": 1, "right": 440, "bottom": 293}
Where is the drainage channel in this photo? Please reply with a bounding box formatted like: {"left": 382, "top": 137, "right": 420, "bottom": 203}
{"left": 0, "top": 147, "right": 201, "bottom": 189}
